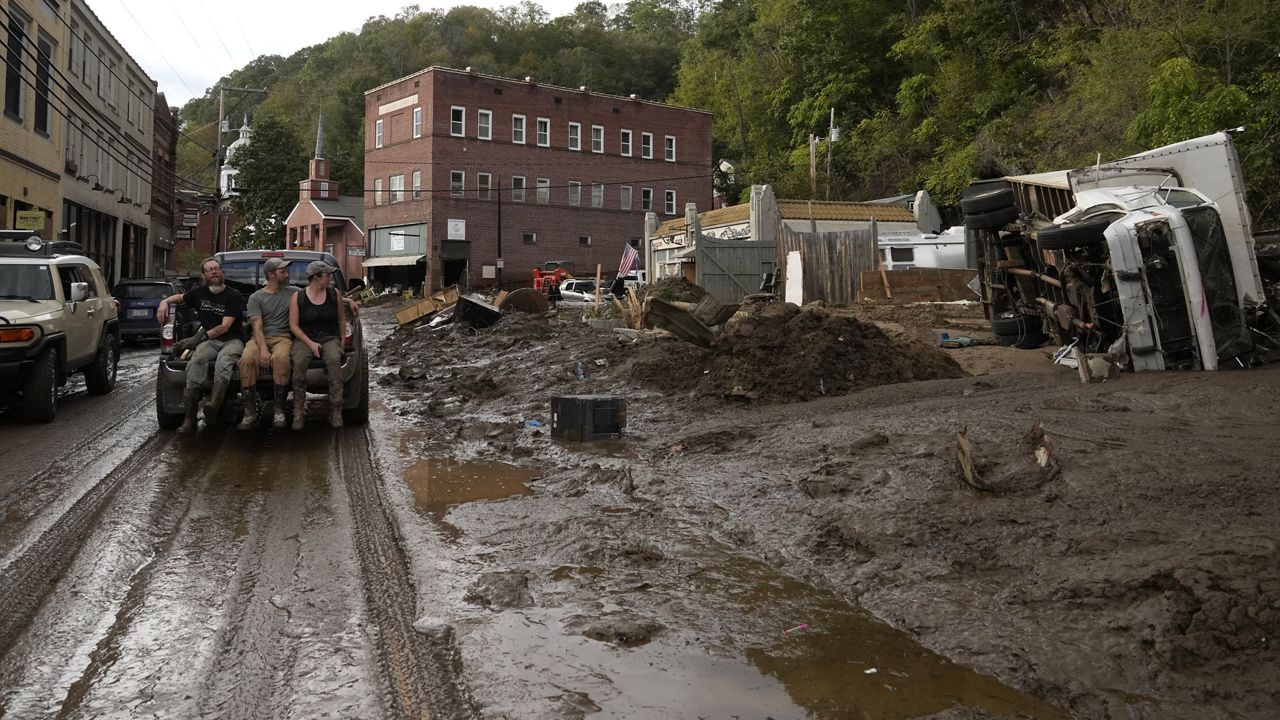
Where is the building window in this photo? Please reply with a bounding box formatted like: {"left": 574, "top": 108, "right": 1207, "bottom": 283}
{"left": 620, "top": 129, "right": 632, "bottom": 157}
{"left": 665, "top": 189, "right": 676, "bottom": 215}
{"left": 536, "top": 177, "right": 550, "bottom": 204}
{"left": 591, "top": 183, "right": 604, "bottom": 208}
{"left": 4, "top": 9, "right": 29, "bottom": 120}
{"left": 411, "top": 170, "right": 421, "bottom": 199}
{"left": 477, "top": 109, "right": 492, "bottom": 140}
{"left": 665, "top": 135, "right": 676, "bottom": 162}
{"left": 512, "top": 114, "right": 526, "bottom": 144}
{"left": 578, "top": 235, "right": 591, "bottom": 247}
{"left": 591, "top": 125, "right": 603, "bottom": 153}
{"left": 641, "top": 132, "right": 653, "bottom": 159}
{"left": 620, "top": 185, "right": 632, "bottom": 210}
{"left": 321, "top": 181, "right": 330, "bottom": 194}
{"left": 641, "top": 188, "right": 653, "bottom": 211}
{"left": 477, "top": 172, "right": 492, "bottom": 200}
{"left": 451, "top": 170, "right": 465, "bottom": 198}
{"left": 511, "top": 175, "right": 525, "bottom": 202}
{"left": 390, "top": 174, "right": 405, "bottom": 203}
{"left": 413, "top": 107, "right": 423, "bottom": 138}
{"left": 374, "top": 178, "right": 383, "bottom": 205}
{"left": 374, "top": 119, "right": 383, "bottom": 148}
{"left": 536, "top": 117, "right": 550, "bottom": 147}
{"left": 568, "top": 181, "right": 581, "bottom": 206}
{"left": 523, "top": 231, "right": 536, "bottom": 245}
{"left": 34, "top": 35, "right": 53, "bottom": 136}
{"left": 450, "top": 106, "right": 464, "bottom": 137}
{"left": 568, "top": 122, "right": 581, "bottom": 151}
{"left": 68, "top": 21, "right": 78, "bottom": 77}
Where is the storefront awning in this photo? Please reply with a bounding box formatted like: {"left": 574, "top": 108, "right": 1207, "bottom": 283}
{"left": 362, "top": 255, "right": 424, "bottom": 268}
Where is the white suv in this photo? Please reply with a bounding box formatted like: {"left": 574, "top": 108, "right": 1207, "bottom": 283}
{"left": 0, "top": 232, "right": 120, "bottom": 422}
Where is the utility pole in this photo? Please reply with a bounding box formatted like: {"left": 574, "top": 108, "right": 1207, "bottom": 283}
{"left": 496, "top": 179, "right": 503, "bottom": 288}
{"left": 809, "top": 134, "right": 817, "bottom": 200}
{"left": 826, "top": 108, "right": 837, "bottom": 201}
{"left": 213, "top": 84, "right": 268, "bottom": 254}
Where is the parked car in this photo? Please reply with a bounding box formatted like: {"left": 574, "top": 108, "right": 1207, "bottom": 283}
{"left": 0, "top": 232, "right": 119, "bottom": 422}
{"left": 112, "top": 278, "right": 186, "bottom": 342}
{"left": 153, "top": 249, "right": 369, "bottom": 429}
{"left": 558, "top": 279, "right": 598, "bottom": 303}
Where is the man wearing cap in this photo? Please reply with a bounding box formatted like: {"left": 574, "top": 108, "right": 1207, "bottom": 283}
{"left": 156, "top": 257, "right": 246, "bottom": 432}
{"left": 288, "top": 260, "right": 348, "bottom": 428}
{"left": 236, "top": 257, "right": 297, "bottom": 429}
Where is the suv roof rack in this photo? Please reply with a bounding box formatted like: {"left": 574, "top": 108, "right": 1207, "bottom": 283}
{"left": 0, "top": 232, "right": 85, "bottom": 258}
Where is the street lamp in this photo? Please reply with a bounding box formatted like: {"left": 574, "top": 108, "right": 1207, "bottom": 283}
{"left": 77, "top": 174, "right": 104, "bottom": 191}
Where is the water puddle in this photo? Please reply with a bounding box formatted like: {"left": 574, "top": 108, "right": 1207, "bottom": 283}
{"left": 403, "top": 457, "right": 540, "bottom": 522}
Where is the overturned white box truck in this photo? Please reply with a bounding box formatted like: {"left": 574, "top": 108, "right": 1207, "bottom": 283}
{"left": 963, "top": 130, "right": 1280, "bottom": 370}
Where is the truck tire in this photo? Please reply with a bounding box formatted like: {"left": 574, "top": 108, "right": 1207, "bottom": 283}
{"left": 995, "top": 329, "right": 1050, "bottom": 349}
{"left": 1036, "top": 217, "right": 1110, "bottom": 251}
{"left": 342, "top": 354, "right": 369, "bottom": 426}
{"left": 961, "top": 187, "right": 1015, "bottom": 215}
{"left": 991, "top": 313, "right": 1042, "bottom": 337}
{"left": 23, "top": 348, "right": 58, "bottom": 423}
{"left": 155, "top": 371, "right": 184, "bottom": 430}
{"left": 84, "top": 331, "right": 119, "bottom": 395}
{"left": 965, "top": 205, "right": 1019, "bottom": 230}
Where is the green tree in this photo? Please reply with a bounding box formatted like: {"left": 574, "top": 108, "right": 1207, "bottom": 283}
{"left": 227, "top": 115, "right": 307, "bottom": 249}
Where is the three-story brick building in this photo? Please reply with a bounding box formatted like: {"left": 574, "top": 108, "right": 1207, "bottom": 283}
{"left": 363, "top": 66, "right": 712, "bottom": 291}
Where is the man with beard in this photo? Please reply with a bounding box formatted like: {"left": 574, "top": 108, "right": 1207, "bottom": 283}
{"left": 157, "top": 257, "right": 246, "bottom": 432}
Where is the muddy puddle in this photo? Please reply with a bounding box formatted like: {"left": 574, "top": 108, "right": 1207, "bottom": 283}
{"left": 402, "top": 456, "right": 539, "bottom": 523}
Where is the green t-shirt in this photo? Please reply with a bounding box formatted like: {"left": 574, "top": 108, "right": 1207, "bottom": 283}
{"left": 247, "top": 285, "right": 298, "bottom": 337}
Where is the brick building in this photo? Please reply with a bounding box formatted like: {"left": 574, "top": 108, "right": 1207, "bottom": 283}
{"left": 149, "top": 92, "right": 177, "bottom": 274}
{"left": 285, "top": 114, "right": 365, "bottom": 285}
{"left": 363, "top": 66, "right": 713, "bottom": 291}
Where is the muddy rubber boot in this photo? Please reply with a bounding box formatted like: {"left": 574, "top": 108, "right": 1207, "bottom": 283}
{"left": 178, "top": 387, "right": 200, "bottom": 433}
{"left": 204, "top": 379, "right": 230, "bottom": 423}
{"left": 237, "top": 387, "right": 258, "bottom": 430}
{"left": 272, "top": 384, "right": 289, "bottom": 429}
{"left": 291, "top": 384, "right": 307, "bottom": 430}
{"left": 328, "top": 371, "right": 344, "bottom": 429}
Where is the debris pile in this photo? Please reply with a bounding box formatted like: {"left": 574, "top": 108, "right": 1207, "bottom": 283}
{"left": 638, "top": 277, "right": 708, "bottom": 304}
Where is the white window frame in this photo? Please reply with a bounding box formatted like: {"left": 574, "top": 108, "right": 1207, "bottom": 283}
{"left": 511, "top": 175, "right": 525, "bottom": 202}
{"left": 374, "top": 177, "right": 383, "bottom": 205}
{"left": 477, "top": 109, "right": 492, "bottom": 140}
{"left": 641, "top": 132, "right": 653, "bottom": 159}
{"left": 536, "top": 177, "right": 550, "bottom": 204}
{"left": 450, "top": 106, "right": 464, "bottom": 137}
{"left": 536, "top": 117, "right": 550, "bottom": 147}
{"left": 451, "top": 170, "right": 465, "bottom": 198}
{"left": 591, "top": 183, "right": 604, "bottom": 208}
{"left": 620, "top": 185, "right": 632, "bottom": 210}
{"left": 477, "top": 172, "right": 492, "bottom": 200}
{"left": 375, "top": 119, "right": 384, "bottom": 148}
{"left": 390, "top": 174, "right": 405, "bottom": 203}
{"left": 620, "top": 129, "right": 632, "bottom": 157}
{"left": 512, "top": 114, "right": 526, "bottom": 144}
{"left": 413, "top": 107, "right": 423, "bottom": 138}
{"left": 568, "top": 122, "right": 581, "bottom": 151}
{"left": 665, "top": 189, "right": 677, "bottom": 215}
{"left": 568, "top": 181, "right": 581, "bottom": 206}
{"left": 641, "top": 187, "right": 653, "bottom": 211}
{"left": 411, "top": 170, "right": 421, "bottom": 199}
{"left": 665, "top": 135, "right": 676, "bottom": 162}
{"left": 591, "top": 125, "right": 604, "bottom": 154}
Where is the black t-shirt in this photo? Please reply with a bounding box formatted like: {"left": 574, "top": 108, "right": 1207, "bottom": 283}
{"left": 183, "top": 285, "right": 246, "bottom": 340}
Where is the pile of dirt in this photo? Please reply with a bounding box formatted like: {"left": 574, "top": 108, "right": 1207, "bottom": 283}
{"left": 849, "top": 298, "right": 985, "bottom": 329}
{"left": 696, "top": 302, "right": 966, "bottom": 402}
{"left": 638, "top": 277, "right": 708, "bottom": 304}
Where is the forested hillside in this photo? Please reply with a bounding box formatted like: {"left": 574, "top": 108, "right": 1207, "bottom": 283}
{"left": 177, "top": 0, "right": 1280, "bottom": 240}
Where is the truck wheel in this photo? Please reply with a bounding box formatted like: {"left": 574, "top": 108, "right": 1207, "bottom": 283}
{"left": 965, "top": 205, "right": 1019, "bottom": 230}
{"left": 961, "top": 187, "right": 1015, "bottom": 215}
{"left": 1036, "top": 217, "right": 1110, "bottom": 251}
{"left": 991, "top": 313, "right": 1042, "bottom": 336}
{"left": 995, "top": 329, "right": 1050, "bottom": 349}
{"left": 342, "top": 354, "right": 369, "bottom": 426}
{"left": 85, "top": 332, "right": 119, "bottom": 395}
{"left": 155, "top": 372, "right": 184, "bottom": 430}
{"left": 23, "top": 348, "right": 58, "bottom": 423}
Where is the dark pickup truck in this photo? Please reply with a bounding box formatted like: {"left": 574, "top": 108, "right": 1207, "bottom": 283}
{"left": 154, "top": 250, "right": 369, "bottom": 429}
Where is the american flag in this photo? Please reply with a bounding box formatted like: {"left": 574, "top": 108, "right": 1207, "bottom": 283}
{"left": 618, "top": 243, "right": 639, "bottom": 277}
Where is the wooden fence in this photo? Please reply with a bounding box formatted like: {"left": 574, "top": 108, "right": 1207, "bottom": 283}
{"left": 778, "top": 224, "right": 879, "bottom": 306}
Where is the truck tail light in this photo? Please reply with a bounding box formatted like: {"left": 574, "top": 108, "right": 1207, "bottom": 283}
{"left": 343, "top": 321, "right": 354, "bottom": 349}
{"left": 162, "top": 319, "right": 174, "bottom": 350}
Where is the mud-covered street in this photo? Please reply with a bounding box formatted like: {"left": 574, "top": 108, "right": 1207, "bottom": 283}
{"left": 2, "top": 303, "right": 1277, "bottom": 719}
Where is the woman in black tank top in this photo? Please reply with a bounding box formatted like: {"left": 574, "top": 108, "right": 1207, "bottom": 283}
{"left": 289, "top": 261, "right": 348, "bottom": 429}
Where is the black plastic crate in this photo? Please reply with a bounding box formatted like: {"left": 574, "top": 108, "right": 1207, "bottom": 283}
{"left": 551, "top": 395, "right": 626, "bottom": 441}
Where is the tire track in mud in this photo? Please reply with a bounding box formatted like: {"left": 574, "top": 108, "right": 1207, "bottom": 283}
{"left": 0, "top": 431, "right": 170, "bottom": 655}
{"left": 338, "top": 427, "right": 478, "bottom": 720}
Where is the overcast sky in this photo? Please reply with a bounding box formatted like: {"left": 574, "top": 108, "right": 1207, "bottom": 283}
{"left": 87, "top": 0, "right": 582, "bottom": 107}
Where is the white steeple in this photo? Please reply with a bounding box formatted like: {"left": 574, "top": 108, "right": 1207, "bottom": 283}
{"left": 220, "top": 114, "right": 252, "bottom": 195}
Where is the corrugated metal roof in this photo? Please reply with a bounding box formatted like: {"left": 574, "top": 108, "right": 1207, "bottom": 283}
{"left": 1006, "top": 170, "right": 1071, "bottom": 190}
{"left": 653, "top": 200, "right": 914, "bottom": 238}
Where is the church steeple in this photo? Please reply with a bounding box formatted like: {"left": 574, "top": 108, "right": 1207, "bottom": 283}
{"left": 303, "top": 110, "right": 334, "bottom": 201}
{"left": 314, "top": 109, "right": 326, "bottom": 161}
